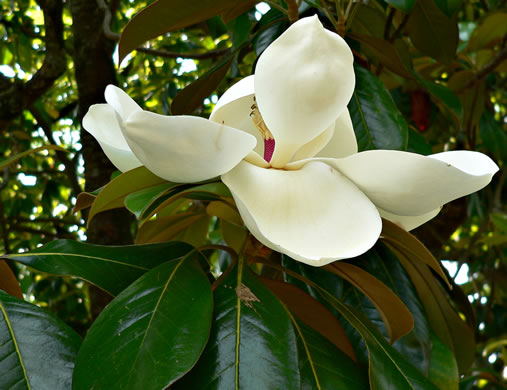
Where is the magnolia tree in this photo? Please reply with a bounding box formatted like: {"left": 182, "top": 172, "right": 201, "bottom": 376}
{"left": 0, "top": 0, "right": 505, "bottom": 389}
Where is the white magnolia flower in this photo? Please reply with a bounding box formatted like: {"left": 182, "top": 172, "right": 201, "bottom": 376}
{"left": 83, "top": 16, "right": 499, "bottom": 266}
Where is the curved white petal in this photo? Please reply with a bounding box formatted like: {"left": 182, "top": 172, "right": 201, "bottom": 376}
{"left": 329, "top": 150, "right": 499, "bottom": 216}
{"left": 316, "top": 109, "right": 358, "bottom": 158}
{"left": 291, "top": 122, "right": 335, "bottom": 162}
{"left": 209, "top": 76, "right": 265, "bottom": 157}
{"left": 292, "top": 109, "right": 358, "bottom": 161}
{"left": 104, "top": 85, "right": 142, "bottom": 120}
{"left": 82, "top": 104, "right": 142, "bottom": 172}
{"left": 222, "top": 160, "right": 381, "bottom": 265}
{"left": 123, "top": 111, "right": 257, "bottom": 183}
{"left": 379, "top": 207, "right": 442, "bottom": 231}
{"left": 255, "top": 16, "right": 355, "bottom": 167}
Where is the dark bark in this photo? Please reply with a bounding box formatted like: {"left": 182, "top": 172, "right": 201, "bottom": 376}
{"left": 69, "top": 0, "right": 134, "bottom": 316}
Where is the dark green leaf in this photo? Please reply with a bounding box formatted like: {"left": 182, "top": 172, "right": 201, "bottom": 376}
{"left": 433, "top": 0, "right": 463, "bottom": 16}
{"left": 480, "top": 110, "right": 507, "bottom": 161}
{"left": 175, "top": 258, "right": 300, "bottom": 389}
{"left": 428, "top": 331, "right": 459, "bottom": 390}
{"left": 171, "top": 56, "right": 233, "bottom": 115}
{"left": 118, "top": 0, "right": 252, "bottom": 62}
{"left": 73, "top": 254, "right": 213, "bottom": 390}
{"left": 280, "top": 255, "right": 439, "bottom": 389}
{"left": 4, "top": 240, "right": 194, "bottom": 296}
{"left": 88, "top": 166, "right": 167, "bottom": 226}
{"left": 0, "top": 290, "right": 81, "bottom": 390}
{"left": 385, "top": 0, "right": 416, "bottom": 13}
{"left": 349, "top": 65, "right": 408, "bottom": 151}
{"left": 406, "top": 0, "right": 459, "bottom": 64}
{"left": 296, "top": 321, "right": 369, "bottom": 390}
{"left": 253, "top": 9, "right": 288, "bottom": 56}
{"left": 124, "top": 182, "right": 176, "bottom": 219}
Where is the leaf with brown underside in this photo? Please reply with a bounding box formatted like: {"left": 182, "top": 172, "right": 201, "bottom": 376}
{"left": 388, "top": 245, "right": 475, "bottom": 373}
{"left": 380, "top": 218, "right": 451, "bottom": 289}
{"left": 260, "top": 278, "right": 357, "bottom": 362}
{"left": 325, "top": 262, "right": 414, "bottom": 343}
{"left": 0, "top": 260, "right": 23, "bottom": 299}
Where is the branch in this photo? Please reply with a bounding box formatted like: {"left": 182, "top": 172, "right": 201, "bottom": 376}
{"left": 97, "top": 0, "right": 229, "bottom": 60}
{"left": 10, "top": 224, "right": 75, "bottom": 239}
{"left": 0, "top": 0, "right": 67, "bottom": 128}
{"left": 459, "top": 47, "right": 507, "bottom": 92}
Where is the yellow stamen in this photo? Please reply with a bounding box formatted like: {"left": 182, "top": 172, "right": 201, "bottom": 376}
{"left": 249, "top": 102, "right": 274, "bottom": 140}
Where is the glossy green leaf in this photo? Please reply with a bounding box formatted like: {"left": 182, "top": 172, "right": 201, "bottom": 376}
{"left": 73, "top": 254, "right": 213, "bottom": 390}
{"left": 406, "top": 0, "right": 459, "bottom": 64}
{"left": 261, "top": 278, "right": 357, "bottom": 361}
{"left": 171, "top": 56, "right": 233, "bottom": 115}
{"left": 295, "top": 321, "right": 369, "bottom": 390}
{"left": 124, "top": 182, "right": 176, "bottom": 219}
{"left": 175, "top": 258, "right": 300, "bottom": 389}
{"left": 88, "top": 166, "right": 167, "bottom": 226}
{"left": 0, "top": 290, "right": 81, "bottom": 390}
{"left": 349, "top": 65, "right": 408, "bottom": 151}
{"left": 253, "top": 8, "right": 289, "bottom": 55}
{"left": 385, "top": 0, "right": 416, "bottom": 13}
{"left": 3, "top": 240, "right": 194, "bottom": 296}
{"left": 352, "top": 244, "right": 432, "bottom": 375}
{"left": 0, "top": 145, "right": 68, "bottom": 170}
{"left": 327, "top": 295, "right": 439, "bottom": 390}
{"left": 350, "top": 34, "right": 415, "bottom": 79}
{"left": 118, "top": 0, "right": 252, "bottom": 62}
{"left": 140, "top": 181, "right": 231, "bottom": 223}
{"left": 279, "top": 255, "right": 439, "bottom": 389}
{"left": 428, "top": 332, "right": 459, "bottom": 390}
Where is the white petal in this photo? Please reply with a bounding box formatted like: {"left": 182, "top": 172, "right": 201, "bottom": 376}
{"left": 378, "top": 207, "right": 442, "bottom": 231}
{"left": 123, "top": 111, "right": 257, "bottom": 183}
{"left": 104, "top": 85, "right": 142, "bottom": 120}
{"left": 292, "top": 109, "right": 358, "bottom": 161}
{"left": 221, "top": 160, "right": 381, "bottom": 265}
{"left": 290, "top": 122, "right": 335, "bottom": 162}
{"left": 254, "top": 16, "right": 355, "bottom": 167}
{"left": 209, "top": 76, "right": 265, "bottom": 157}
{"left": 315, "top": 109, "right": 358, "bottom": 158}
{"left": 329, "top": 150, "right": 499, "bottom": 216}
{"left": 82, "top": 104, "right": 142, "bottom": 172}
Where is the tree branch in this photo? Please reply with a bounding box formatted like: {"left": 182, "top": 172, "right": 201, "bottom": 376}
{"left": 0, "top": 0, "right": 67, "bottom": 128}
{"left": 459, "top": 47, "right": 507, "bottom": 92}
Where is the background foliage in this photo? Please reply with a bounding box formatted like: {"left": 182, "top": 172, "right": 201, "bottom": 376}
{"left": 0, "top": 0, "right": 505, "bottom": 388}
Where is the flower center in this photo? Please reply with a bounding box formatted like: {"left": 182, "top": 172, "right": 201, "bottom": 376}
{"left": 250, "top": 100, "right": 275, "bottom": 163}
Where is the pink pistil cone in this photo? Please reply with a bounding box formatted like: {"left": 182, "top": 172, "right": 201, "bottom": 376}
{"left": 264, "top": 139, "right": 275, "bottom": 162}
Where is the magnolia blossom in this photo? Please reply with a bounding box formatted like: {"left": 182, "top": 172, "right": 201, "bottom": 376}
{"left": 83, "top": 16, "right": 498, "bottom": 266}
